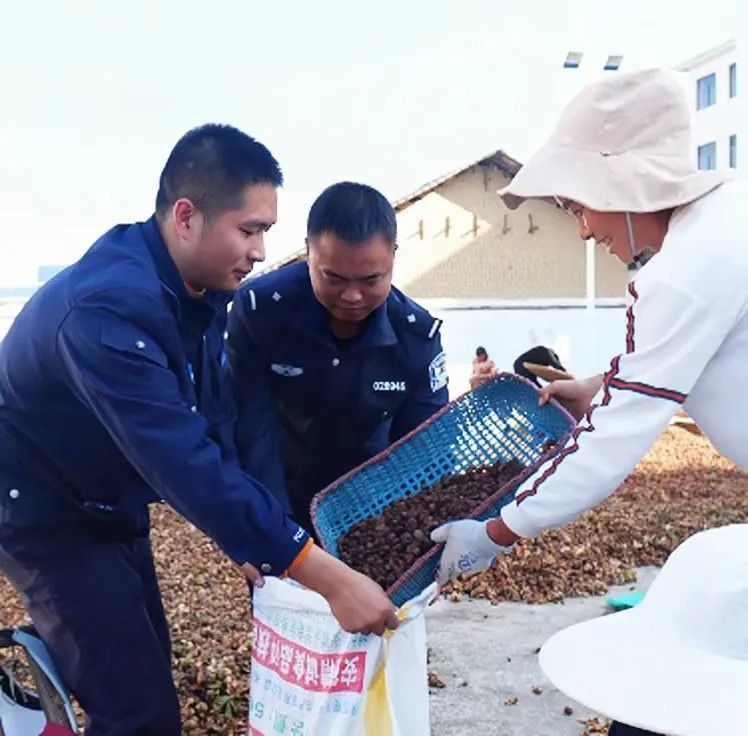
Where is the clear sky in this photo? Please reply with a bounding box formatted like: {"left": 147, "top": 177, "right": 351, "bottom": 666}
{"left": 0, "top": 0, "right": 738, "bottom": 286}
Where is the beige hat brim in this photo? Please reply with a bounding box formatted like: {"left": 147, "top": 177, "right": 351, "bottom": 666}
{"left": 498, "top": 142, "right": 732, "bottom": 213}
{"left": 540, "top": 609, "right": 746, "bottom": 734}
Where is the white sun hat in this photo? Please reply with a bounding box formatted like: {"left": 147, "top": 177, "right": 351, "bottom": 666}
{"left": 539, "top": 524, "right": 747, "bottom": 735}
{"left": 498, "top": 68, "right": 732, "bottom": 213}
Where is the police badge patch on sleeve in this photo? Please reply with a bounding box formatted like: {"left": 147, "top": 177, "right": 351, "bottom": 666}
{"left": 429, "top": 351, "right": 448, "bottom": 392}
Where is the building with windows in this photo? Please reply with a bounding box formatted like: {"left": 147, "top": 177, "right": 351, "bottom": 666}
{"left": 676, "top": 39, "right": 738, "bottom": 171}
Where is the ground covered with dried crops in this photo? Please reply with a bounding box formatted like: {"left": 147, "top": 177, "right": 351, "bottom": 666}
{"left": 0, "top": 427, "right": 744, "bottom": 734}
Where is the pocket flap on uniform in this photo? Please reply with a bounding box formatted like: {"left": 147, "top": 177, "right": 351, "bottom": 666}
{"left": 100, "top": 326, "right": 169, "bottom": 368}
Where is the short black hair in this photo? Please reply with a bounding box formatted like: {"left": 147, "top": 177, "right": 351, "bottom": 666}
{"left": 307, "top": 182, "right": 397, "bottom": 245}
{"left": 155, "top": 124, "right": 283, "bottom": 219}
{"left": 476, "top": 346, "right": 488, "bottom": 358}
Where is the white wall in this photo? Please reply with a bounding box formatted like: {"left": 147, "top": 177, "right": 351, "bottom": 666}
{"left": 3, "top": 298, "right": 629, "bottom": 401}
{"left": 429, "top": 303, "right": 628, "bottom": 398}
{"left": 678, "top": 41, "right": 739, "bottom": 171}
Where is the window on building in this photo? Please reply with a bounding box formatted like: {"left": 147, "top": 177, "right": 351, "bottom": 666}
{"left": 603, "top": 55, "right": 623, "bottom": 71}
{"left": 729, "top": 63, "right": 737, "bottom": 98}
{"left": 730, "top": 135, "right": 737, "bottom": 169}
{"left": 697, "top": 73, "right": 716, "bottom": 109}
{"left": 697, "top": 142, "right": 717, "bottom": 170}
{"left": 563, "top": 51, "right": 583, "bottom": 69}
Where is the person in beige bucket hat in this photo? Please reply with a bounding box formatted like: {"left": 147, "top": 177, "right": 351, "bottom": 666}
{"left": 428, "top": 69, "right": 745, "bottom": 734}
{"left": 498, "top": 68, "right": 729, "bottom": 215}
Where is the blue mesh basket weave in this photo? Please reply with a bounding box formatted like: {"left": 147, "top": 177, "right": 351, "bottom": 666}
{"left": 310, "top": 372, "right": 575, "bottom": 607}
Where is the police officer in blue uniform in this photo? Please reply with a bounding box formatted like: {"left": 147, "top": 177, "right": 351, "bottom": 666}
{"left": 0, "top": 127, "right": 398, "bottom": 735}
{"left": 228, "top": 182, "right": 450, "bottom": 536}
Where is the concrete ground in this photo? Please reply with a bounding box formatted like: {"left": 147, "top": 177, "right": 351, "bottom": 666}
{"left": 426, "top": 567, "right": 660, "bottom": 736}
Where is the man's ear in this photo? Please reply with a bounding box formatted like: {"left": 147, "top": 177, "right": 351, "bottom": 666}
{"left": 172, "top": 198, "right": 199, "bottom": 239}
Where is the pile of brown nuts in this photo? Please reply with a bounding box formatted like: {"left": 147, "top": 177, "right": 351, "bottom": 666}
{"left": 338, "top": 459, "right": 524, "bottom": 590}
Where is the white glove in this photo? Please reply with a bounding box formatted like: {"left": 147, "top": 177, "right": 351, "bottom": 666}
{"left": 430, "top": 519, "right": 514, "bottom": 584}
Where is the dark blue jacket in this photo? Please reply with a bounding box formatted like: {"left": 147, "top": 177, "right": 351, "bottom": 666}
{"left": 0, "top": 217, "right": 308, "bottom": 574}
{"left": 227, "top": 262, "right": 449, "bottom": 524}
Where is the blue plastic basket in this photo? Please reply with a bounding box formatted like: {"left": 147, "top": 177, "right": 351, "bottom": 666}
{"left": 310, "top": 373, "right": 575, "bottom": 606}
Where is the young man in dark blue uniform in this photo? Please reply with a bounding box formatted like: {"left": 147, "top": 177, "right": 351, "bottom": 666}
{"left": 0, "top": 127, "right": 398, "bottom": 736}
{"left": 228, "top": 182, "right": 450, "bottom": 536}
